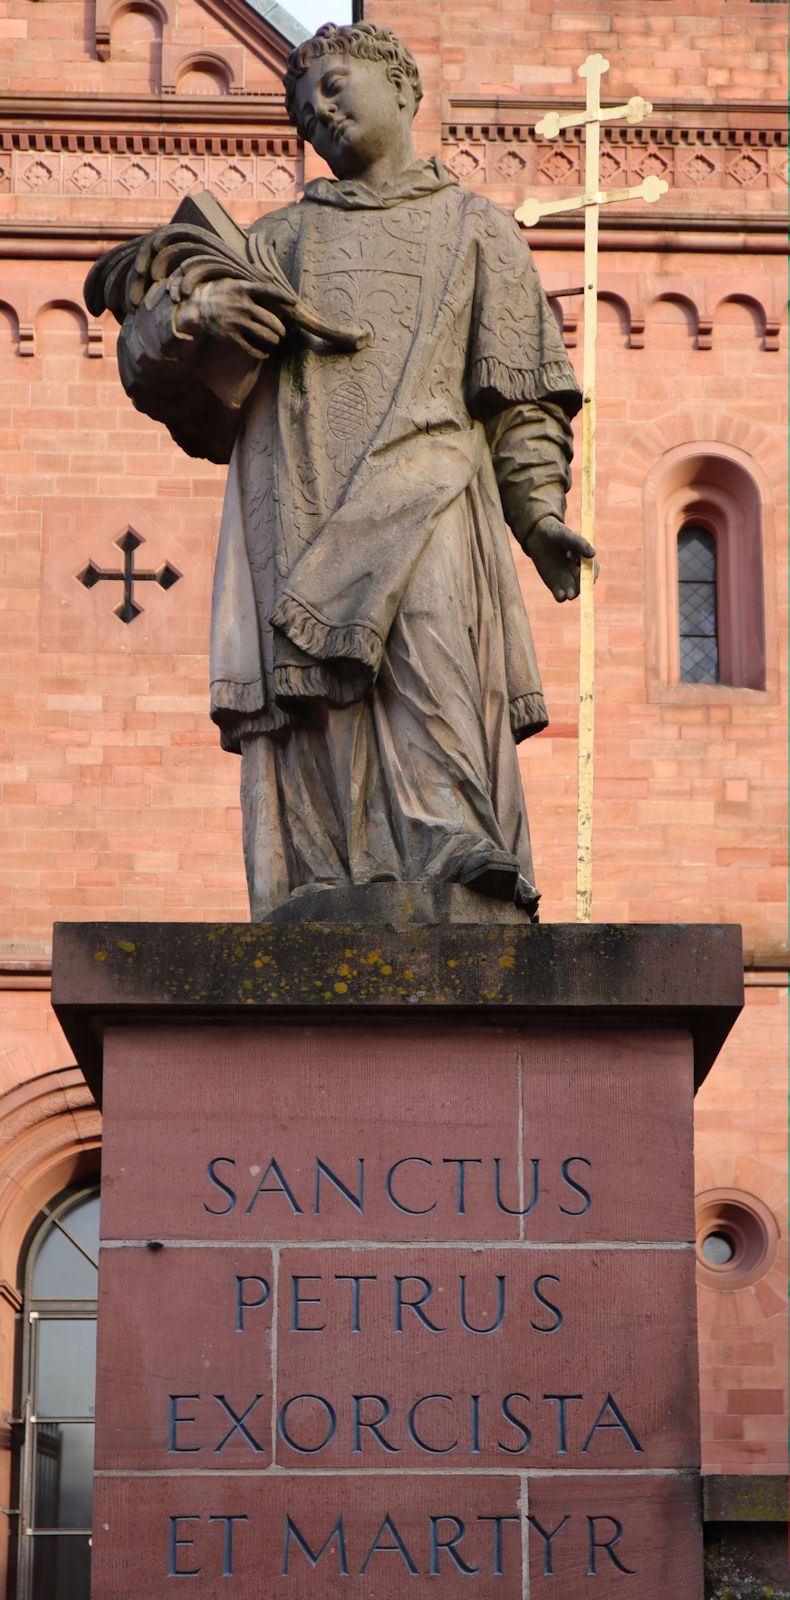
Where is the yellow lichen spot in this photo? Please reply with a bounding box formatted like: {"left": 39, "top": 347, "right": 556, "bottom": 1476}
{"left": 322, "top": 990, "right": 332, "bottom": 1000}
{"left": 254, "top": 955, "right": 272, "bottom": 968}
{"left": 499, "top": 954, "right": 515, "bottom": 970}
{"left": 94, "top": 950, "right": 108, "bottom": 962}
{"left": 337, "top": 962, "right": 351, "bottom": 977}
{"left": 334, "top": 981, "right": 349, "bottom": 994}
{"left": 403, "top": 969, "right": 414, "bottom": 980}
{"left": 447, "top": 958, "right": 458, "bottom": 968}
{"left": 366, "top": 951, "right": 381, "bottom": 965}
{"left": 243, "top": 979, "right": 253, "bottom": 990}
{"left": 117, "top": 939, "right": 136, "bottom": 953}
{"left": 233, "top": 945, "right": 244, "bottom": 958}
{"left": 379, "top": 963, "right": 393, "bottom": 976}
{"left": 344, "top": 948, "right": 356, "bottom": 959}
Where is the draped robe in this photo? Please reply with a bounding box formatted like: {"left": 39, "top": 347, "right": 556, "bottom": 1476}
{"left": 118, "top": 160, "right": 581, "bottom": 918}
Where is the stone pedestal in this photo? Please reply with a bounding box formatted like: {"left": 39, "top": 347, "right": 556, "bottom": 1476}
{"left": 52, "top": 920, "right": 743, "bottom": 1600}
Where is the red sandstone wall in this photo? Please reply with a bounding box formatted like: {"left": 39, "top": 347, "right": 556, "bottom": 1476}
{"left": 695, "top": 981, "right": 788, "bottom": 1475}
{"left": 0, "top": 0, "right": 286, "bottom": 96}
{"left": 0, "top": 0, "right": 786, "bottom": 1505}
{"left": 1, "top": 261, "right": 786, "bottom": 942}
{"left": 375, "top": 0, "right": 789, "bottom": 160}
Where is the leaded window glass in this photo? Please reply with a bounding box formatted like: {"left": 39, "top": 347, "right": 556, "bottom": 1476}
{"left": 678, "top": 525, "right": 719, "bottom": 684}
{"left": 16, "top": 1187, "right": 99, "bottom": 1600}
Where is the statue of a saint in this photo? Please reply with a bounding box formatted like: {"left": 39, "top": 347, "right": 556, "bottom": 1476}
{"left": 108, "top": 22, "right": 593, "bottom": 921}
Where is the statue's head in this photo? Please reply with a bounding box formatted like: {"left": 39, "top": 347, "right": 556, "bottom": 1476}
{"left": 284, "top": 21, "right": 423, "bottom": 178}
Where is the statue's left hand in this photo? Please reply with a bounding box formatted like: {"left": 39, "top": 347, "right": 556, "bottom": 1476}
{"left": 526, "top": 515, "right": 598, "bottom": 603}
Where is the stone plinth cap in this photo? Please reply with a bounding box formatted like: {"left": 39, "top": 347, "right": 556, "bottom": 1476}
{"left": 51, "top": 920, "right": 743, "bottom": 1105}
{"left": 703, "top": 1474, "right": 789, "bottom": 1523}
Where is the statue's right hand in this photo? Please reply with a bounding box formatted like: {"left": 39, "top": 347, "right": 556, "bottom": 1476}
{"left": 173, "top": 278, "right": 286, "bottom": 361}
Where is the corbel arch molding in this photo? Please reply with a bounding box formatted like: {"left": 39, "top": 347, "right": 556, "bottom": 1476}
{"left": 633, "top": 418, "right": 780, "bottom": 704}
{"left": 0, "top": 295, "right": 33, "bottom": 357}
{"left": 0, "top": 300, "right": 19, "bottom": 348}
{"left": 626, "top": 278, "right": 777, "bottom": 354}
{"left": 597, "top": 290, "right": 631, "bottom": 346}
{"left": 644, "top": 291, "right": 700, "bottom": 348}
{"left": 29, "top": 298, "right": 103, "bottom": 358}
{"left": 712, "top": 293, "right": 769, "bottom": 349}
{"left": 95, "top": 0, "right": 168, "bottom": 62}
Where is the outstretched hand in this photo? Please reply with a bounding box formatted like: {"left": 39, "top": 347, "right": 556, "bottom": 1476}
{"left": 173, "top": 278, "right": 287, "bottom": 361}
{"left": 526, "top": 515, "right": 598, "bottom": 603}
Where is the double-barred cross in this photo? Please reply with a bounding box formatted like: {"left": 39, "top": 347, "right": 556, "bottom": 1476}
{"left": 515, "top": 53, "right": 668, "bottom": 922}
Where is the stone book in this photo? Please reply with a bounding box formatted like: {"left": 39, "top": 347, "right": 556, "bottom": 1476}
{"left": 166, "top": 192, "right": 262, "bottom": 410}
{"left": 85, "top": 189, "right": 370, "bottom": 417}
{"left": 169, "top": 189, "right": 250, "bottom": 256}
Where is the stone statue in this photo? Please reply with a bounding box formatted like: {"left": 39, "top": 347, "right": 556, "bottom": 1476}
{"left": 90, "top": 22, "right": 594, "bottom": 923}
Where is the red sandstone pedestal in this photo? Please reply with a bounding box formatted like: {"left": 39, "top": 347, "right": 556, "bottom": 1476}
{"left": 52, "top": 921, "right": 743, "bottom": 1600}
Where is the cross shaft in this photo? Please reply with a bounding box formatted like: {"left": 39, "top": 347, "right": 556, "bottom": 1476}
{"left": 514, "top": 54, "right": 668, "bottom": 923}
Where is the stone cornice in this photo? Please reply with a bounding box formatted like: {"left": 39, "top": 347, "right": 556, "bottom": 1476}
{"left": 444, "top": 97, "right": 789, "bottom": 146}
{"left": 0, "top": 214, "right": 787, "bottom": 260}
{"left": 0, "top": 91, "right": 292, "bottom": 128}
{"left": 0, "top": 93, "right": 301, "bottom": 187}
{"left": 441, "top": 98, "right": 787, "bottom": 221}
{"left": 52, "top": 920, "right": 744, "bottom": 1099}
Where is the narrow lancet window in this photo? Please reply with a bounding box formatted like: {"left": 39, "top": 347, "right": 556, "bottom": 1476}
{"left": 678, "top": 525, "right": 718, "bottom": 684}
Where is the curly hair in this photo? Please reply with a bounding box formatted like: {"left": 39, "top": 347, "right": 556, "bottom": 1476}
{"left": 284, "top": 21, "right": 423, "bottom": 127}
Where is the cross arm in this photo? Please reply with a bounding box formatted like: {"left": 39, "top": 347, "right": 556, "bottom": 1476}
{"left": 536, "top": 96, "right": 653, "bottom": 141}
{"left": 515, "top": 173, "right": 668, "bottom": 229}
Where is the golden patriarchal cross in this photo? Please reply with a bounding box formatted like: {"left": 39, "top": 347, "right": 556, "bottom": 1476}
{"left": 515, "top": 53, "right": 668, "bottom": 923}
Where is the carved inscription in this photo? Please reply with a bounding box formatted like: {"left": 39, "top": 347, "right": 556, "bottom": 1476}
{"left": 147, "top": 1147, "right": 659, "bottom": 1584}
{"left": 202, "top": 1152, "right": 593, "bottom": 1217}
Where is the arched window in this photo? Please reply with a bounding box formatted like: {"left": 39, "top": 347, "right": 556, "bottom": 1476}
{"left": 14, "top": 1187, "right": 99, "bottom": 1600}
{"left": 643, "top": 445, "right": 770, "bottom": 698}
{"left": 677, "top": 524, "right": 718, "bottom": 684}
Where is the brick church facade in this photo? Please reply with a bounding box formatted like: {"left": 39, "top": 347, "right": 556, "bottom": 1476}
{"left": 0, "top": 0, "right": 787, "bottom": 1590}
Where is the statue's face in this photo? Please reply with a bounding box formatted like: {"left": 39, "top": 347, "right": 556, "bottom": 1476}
{"left": 291, "top": 52, "right": 408, "bottom": 178}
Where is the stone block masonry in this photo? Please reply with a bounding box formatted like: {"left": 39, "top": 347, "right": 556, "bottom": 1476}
{"left": 52, "top": 919, "right": 743, "bottom": 1597}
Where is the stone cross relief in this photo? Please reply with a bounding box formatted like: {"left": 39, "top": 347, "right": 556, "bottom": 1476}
{"left": 76, "top": 527, "right": 181, "bottom": 623}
